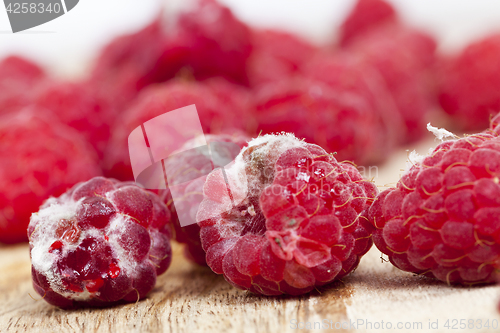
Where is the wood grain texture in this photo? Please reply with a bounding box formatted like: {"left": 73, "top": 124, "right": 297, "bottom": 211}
{"left": 1, "top": 138, "right": 500, "bottom": 333}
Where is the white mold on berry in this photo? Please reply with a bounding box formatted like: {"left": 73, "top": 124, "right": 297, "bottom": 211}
{"left": 30, "top": 196, "right": 83, "bottom": 295}
{"left": 427, "top": 123, "right": 457, "bottom": 141}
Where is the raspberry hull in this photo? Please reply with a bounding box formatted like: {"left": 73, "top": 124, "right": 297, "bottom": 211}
{"left": 369, "top": 125, "right": 500, "bottom": 284}
{"left": 28, "top": 177, "right": 172, "bottom": 308}
{"left": 197, "top": 134, "right": 376, "bottom": 295}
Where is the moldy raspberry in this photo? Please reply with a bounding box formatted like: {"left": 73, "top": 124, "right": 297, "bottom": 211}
{"left": 0, "top": 109, "right": 100, "bottom": 244}
{"left": 369, "top": 122, "right": 500, "bottom": 285}
{"left": 196, "top": 134, "right": 376, "bottom": 295}
{"left": 28, "top": 177, "right": 172, "bottom": 308}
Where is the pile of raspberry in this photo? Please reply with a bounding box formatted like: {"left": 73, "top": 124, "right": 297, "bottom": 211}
{"left": 369, "top": 121, "right": 500, "bottom": 285}
{"left": 29, "top": 177, "right": 172, "bottom": 308}
{"left": 8, "top": 0, "right": 500, "bottom": 310}
{"left": 196, "top": 134, "right": 376, "bottom": 295}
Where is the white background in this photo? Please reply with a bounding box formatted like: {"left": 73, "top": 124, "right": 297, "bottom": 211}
{"left": 1, "top": 0, "right": 500, "bottom": 77}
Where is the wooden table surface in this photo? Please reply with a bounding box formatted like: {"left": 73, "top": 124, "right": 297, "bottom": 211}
{"left": 1, "top": 138, "right": 500, "bottom": 333}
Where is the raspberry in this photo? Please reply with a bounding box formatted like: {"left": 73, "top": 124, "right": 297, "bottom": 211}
{"left": 346, "top": 25, "right": 437, "bottom": 142}
{"left": 253, "top": 77, "right": 400, "bottom": 165}
{"left": 168, "top": 0, "right": 252, "bottom": 85}
{"left": 339, "top": 0, "right": 397, "bottom": 47}
{"left": 369, "top": 124, "right": 500, "bottom": 285}
{"left": 438, "top": 34, "right": 500, "bottom": 130}
{"left": 304, "top": 51, "right": 404, "bottom": 147}
{"left": 0, "top": 56, "right": 46, "bottom": 115}
{"left": 90, "top": 17, "right": 169, "bottom": 108}
{"left": 0, "top": 109, "right": 101, "bottom": 244}
{"left": 196, "top": 134, "right": 376, "bottom": 295}
{"left": 103, "top": 78, "right": 254, "bottom": 180}
{"left": 162, "top": 132, "right": 249, "bottom": 265}
{"left": 28, "top": 177, "right": 173, "bottom": 308}
{"left": 33, "top": 81, "right": 116, "bottom": 157}
{"left": 92, "top": 0, "right": 251, "bottom": 108}
{"left": 247, "top": 29, "right": 317, "bottom": 87}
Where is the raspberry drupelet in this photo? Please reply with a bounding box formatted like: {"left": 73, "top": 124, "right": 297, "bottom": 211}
{"left": 196, "top": 134, "right": 377, "bottom": 295}
{"left": 28, "top": 177, "right": 173, "bottom": 308}
{"left": 369, "top": 120, "right": 500, "bottom": 285}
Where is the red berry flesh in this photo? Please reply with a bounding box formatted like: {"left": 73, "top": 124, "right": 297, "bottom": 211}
{"left": 197, "top": 134, "right": 377, "bottom": 295}
{"left": 369, "top": 123, "right": 500, "bottom": 285}
{"left": 28, "top": 177, "right": 173, "bottom": 308}
{"left": 0, "top": 109, "right": 101, "bottom": 244}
